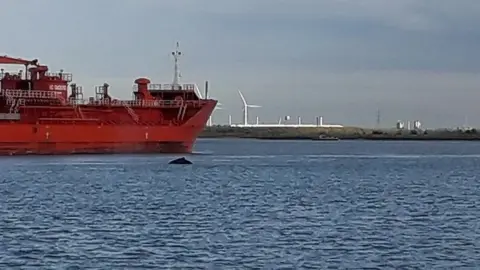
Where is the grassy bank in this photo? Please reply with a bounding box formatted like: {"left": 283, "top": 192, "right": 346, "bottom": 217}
{"left": 200, "top": 126, "right": 480, "bottom": 141}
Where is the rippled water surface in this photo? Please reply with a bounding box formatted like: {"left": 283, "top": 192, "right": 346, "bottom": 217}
{"left": 1, "top": 139, "right": 479, "bottom": 269}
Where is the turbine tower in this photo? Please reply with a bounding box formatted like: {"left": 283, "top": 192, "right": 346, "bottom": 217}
{"left": 238, "top": 90, "right": 261, "bottom": 126}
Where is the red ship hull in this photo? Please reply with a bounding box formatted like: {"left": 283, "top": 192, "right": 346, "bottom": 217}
{"left": 0, "top": 124, "right": 201, "bottom": 155}
{"left": 0, "top": 100, "right": 216, "bottom": 155}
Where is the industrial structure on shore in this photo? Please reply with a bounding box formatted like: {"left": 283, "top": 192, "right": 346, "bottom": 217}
{"left": 396, "top": 120, "right": 422, "bottom": 131}
{"left": 218, "top": 90, "right": 343, "bottom": 128}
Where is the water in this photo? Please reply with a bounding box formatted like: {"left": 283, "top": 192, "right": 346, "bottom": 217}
{"left": 0, "top": 139, "right": 479, "bottom": 269}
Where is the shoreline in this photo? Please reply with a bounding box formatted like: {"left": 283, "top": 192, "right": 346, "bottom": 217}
{"left": 199, "top": 126, "right": 480, "bottom": 141}
{"left": 200, "top": 136, "right": 480, "bottom": 141}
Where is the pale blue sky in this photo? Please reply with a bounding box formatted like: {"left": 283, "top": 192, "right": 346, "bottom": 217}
{"left": 2, "top": 0, "right": 480, "bottom": 128}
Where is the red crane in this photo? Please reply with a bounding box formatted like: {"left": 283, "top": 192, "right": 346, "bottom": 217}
{"left": 0, "top": 55, "right": 39, "bottom": 66}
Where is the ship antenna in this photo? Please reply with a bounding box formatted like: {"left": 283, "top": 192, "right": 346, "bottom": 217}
{"left": 172, "top": 41, "right": 181, "bottom": 89}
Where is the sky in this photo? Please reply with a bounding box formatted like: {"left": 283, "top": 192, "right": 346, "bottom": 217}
{"left": 2, "top": 0, "right": 480, "bottom": 128}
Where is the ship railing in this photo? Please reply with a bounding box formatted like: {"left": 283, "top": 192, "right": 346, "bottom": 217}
{"left": 68, "top": 99, "right": 87, "bottom": 105}
{"left": 0, "top": 89, "right": 58, "bottom": 99}
{"left": 45, "top": 72, "right": 73, "bottom": 82}
{"left": 132, "top": 83, "right": 197, "bottom": 91}
{"left": 77, "top": 98, "right": 208, "bottom": 108}
{"left": 0, "top": 72, "right": 23, "bottom": 80}
{"left": 83, "top": 99, "right": 179, "bottom": 107}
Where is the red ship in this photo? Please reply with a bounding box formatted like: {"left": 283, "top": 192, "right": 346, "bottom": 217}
{"left": 0, "top": 43, "right": 217, "bottom": 155}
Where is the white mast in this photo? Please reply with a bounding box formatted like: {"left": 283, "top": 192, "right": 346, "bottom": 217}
{"left": 172, "top": 42, "right": 181, "bottom": 89}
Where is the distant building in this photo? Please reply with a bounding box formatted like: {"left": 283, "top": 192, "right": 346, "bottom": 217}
{"left": 396, "top": 120, "right": 405, "bottom": 130}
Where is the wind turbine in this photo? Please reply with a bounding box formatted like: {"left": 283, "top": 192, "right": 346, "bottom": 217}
{"left": 238, "top": 90, "right": 261, "bottom": 126}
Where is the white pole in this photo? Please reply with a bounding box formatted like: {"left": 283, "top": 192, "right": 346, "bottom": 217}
{"left": 243, "top": 106, "right": 248, "bottom": 126}
{"left": 172, "top": 42, "right": 181, "bottom": 88}
{"left": 228, "top": 115, "right": 232, "bottom": 126}
{"left": 320, "top": 116, "right": 323, "bottom": 126}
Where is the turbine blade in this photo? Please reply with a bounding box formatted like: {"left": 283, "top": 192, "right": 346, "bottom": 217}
{"left": 238, "top": 90, "right": 247, "bottom": 105}
{"left": 247, "top": 105, "right": 261, "bottom": 108}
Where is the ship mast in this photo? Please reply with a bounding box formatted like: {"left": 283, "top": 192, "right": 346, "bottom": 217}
{"left": 172, "top": 42, "right": 181, "bottom": 89}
